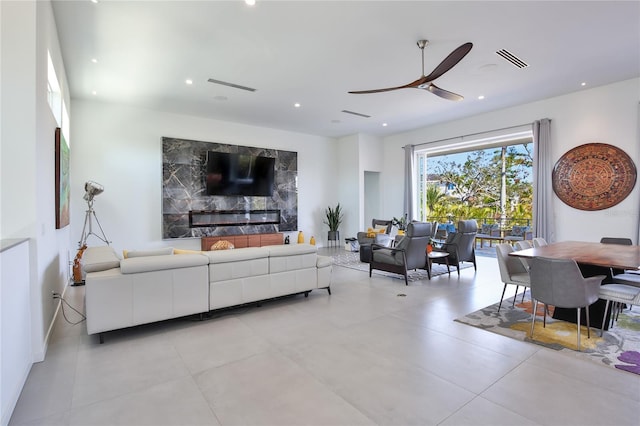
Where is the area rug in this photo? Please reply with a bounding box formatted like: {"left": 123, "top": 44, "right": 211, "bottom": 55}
{"left": 331, "top": 250, "right": 473, "bottom": 282}
{"left": 455, "top": 297, "right": 640, "bottom": 375}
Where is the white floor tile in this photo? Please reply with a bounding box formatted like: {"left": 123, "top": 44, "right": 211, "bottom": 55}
{"left": 10, "top": 251, "right": 639, "bottom": 426}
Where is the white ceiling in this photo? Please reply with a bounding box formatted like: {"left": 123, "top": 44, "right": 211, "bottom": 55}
{"left": 51, "top": 1, "right": 640, "bottom": 139}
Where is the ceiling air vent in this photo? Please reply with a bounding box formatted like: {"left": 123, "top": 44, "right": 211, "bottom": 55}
{"left": 495, "top": 49, "right": 529, "bottom": 69}
{"left": 207, "top": 78, "right": 256, "bottom": 92}
{"left": 341, "top": 110, "right": 371, "bottom": 118}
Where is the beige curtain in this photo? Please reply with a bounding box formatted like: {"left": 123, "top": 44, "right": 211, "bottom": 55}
{"left": 404, "top": 144, "right": 416, "bottom": 221}
{"left": 532, "top": 119, "right": 554, "bottom": 242}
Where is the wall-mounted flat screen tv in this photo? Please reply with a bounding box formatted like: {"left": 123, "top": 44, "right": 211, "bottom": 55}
{"left": 206, "top": 151, "right": 275, "bottom": 196}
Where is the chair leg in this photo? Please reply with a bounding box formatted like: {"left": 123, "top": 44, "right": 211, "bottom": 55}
{"left": 403, "top": 271, "right": 408, "bottom": 286}
{"left": 576, "top": 307, "right": 581, "bottom": 351}
{"left": 521, "top": 289, "right": 526, "bottom": 303}
{"left": 543, "top": 304, "right": 547, "bottom": 328}
{"left": 498, "top": 283, "right": 508, "bottom": 313}
{"left": 601, "top": 299, "right": 610, "bottom": 337}
{"left": 585, "top": 305, "right": 591, "bottom": 339}
{"left": 530, "top": 299, "right": 538, "bottom": 337}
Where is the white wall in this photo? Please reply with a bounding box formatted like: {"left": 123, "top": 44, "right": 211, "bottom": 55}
{"left": 383, "top": 78, "right": 640, "bottom": 243}
{"left": 0, "top": 1, "right": 71, "bottom": 423}
{"left": 70, "top": 101, "right": 338, "bottom": 252}
{"left": 1, "top": 240, "right": 31, "bottom": 426}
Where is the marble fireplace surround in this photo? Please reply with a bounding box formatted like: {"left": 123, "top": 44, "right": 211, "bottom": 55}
{"left": 162, "top": 137, "right": 297, "bottom": 239}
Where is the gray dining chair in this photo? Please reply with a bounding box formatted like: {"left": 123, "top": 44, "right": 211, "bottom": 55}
{"left": 529, "top": 257, "right": 605, "bottom": 351}
{"left": 600, "top": 236, "right": 640, "bottom": 287}
{"left": 496, "top": 243, "right": 530, "bottom": 312}
{"left": 514, "top": 240, "right": 533, "bottom": 271}
{"left": 532, "top": 237, "right": 547, "bottom": 248}
{"left": 597, "top": 283, "right": 640, "bottom": 336}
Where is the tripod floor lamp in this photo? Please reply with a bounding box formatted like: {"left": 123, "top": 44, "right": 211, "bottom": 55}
{"left": 72, "top": 181, "right": 110, "bottom": 285}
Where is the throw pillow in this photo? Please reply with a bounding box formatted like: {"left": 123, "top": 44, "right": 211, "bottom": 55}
{"left": 123, "top": 247, "right": 174, "bottom": 259}
{"left": 174, "top": 248, "right": 204, "bottom": 255}
{"left": 374, "top": 225, "right": 388, "bottom": 233}
{"left": 511, "top": 226, "right": 529, "bottom": 237}
{"left": 210, "top": 240, "right": 235, "bottom": 250}
{"left": 480, "top": 224, "right": 494, "bottom": 235}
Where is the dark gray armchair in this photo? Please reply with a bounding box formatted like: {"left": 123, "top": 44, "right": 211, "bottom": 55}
{"left": 431, "top": 220, "right": 478, "bottom": 275}
{"left": 357, "top": 219, "right": 393, "bottom": 262}
{"left": 369, "top": 222, "right": 432, "bottom": 285}
{"left": 356, "top": 219, "right": 393, "bottom": 246}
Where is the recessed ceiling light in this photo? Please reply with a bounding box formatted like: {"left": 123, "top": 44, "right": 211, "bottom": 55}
{"left": 91, "top": 58, "right": 98, "bottom": 63}
{"left": 478, "top": 95, "right": 485, "bottom": 100}
{"left": 92, "top": 90, "right": 97, "bottom": 95}
{"left": 185, "top": 79, "right": 193, "bottom": 85}
{"left": 382, "top": 123, "right": 388, "bottom": 127}
{"left": 294, "top": 103, "right": 301, "bottom": 108}
{"left": 245, "top": 0, "right": 256, "bottom": 5}
{"left": 90, "top": 0, "right": 98, "bottom": 3}
{"left": 581, "top": 82, "right": 587, "bottom": 86}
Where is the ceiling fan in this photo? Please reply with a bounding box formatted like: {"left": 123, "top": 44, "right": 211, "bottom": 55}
{"left": 348, "top": 40, "right": 473, "bottom": 101}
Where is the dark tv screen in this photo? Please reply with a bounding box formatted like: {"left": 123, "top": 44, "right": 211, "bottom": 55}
{"left": 206, "top": 151, "right": 275, "bottom": 196}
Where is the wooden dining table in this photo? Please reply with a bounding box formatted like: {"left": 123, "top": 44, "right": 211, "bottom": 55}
{"left": 509, "top": 240, "right": 640, "bottom": 271}
{"left": 510, "top": 240, "right": 640, "bottom": 329}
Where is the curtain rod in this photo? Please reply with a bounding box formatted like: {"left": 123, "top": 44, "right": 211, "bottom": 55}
{"left": 402, "top": 122, "right": 537, "bottom": 149}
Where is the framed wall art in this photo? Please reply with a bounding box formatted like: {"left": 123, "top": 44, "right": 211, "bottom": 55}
{"left": 55, "top": 127, "right": 70, "bottom": 228}
{"left": 552, "top": 142, "right": 637, "bottom": 211}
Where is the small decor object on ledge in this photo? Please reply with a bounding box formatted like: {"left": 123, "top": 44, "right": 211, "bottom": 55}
{"left": 552, "top": 143, "right": 637, "bottom": 211}
{"left": 284, "top": 235, "right": 290, "bottom": 244}
{"left": 310, "top": 236, "right": 316, "bottom": 245}
{"left": 297, "top": 231, "right": 304, "bottom": 244}
{"left": 210, "top": 240, "right": 234, "bottom": 250}
{"left": 393, "top": 214, "right": 408, "bottom": 232}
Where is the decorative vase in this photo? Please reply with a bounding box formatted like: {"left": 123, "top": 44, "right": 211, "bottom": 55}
{"left": 310, "top": 236, "right": 316, "bottom": 245}
{"left": 297, "top": 231, "right": 304, "bottom": 244}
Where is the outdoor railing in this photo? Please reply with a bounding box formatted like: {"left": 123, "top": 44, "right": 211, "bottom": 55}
{"left": 427, "top": 216, "right": 532, "bottom": 229}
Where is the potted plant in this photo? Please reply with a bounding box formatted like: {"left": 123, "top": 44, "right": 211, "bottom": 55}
{"left": 323, "top": 203, "right": 344, "bottom": 245}
{"left": 392, "top": 214, "right": 408, "bottom": 234}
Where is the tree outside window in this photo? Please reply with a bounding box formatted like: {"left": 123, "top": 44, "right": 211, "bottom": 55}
{"left": 417, "top": 143, "right": 533, "bottom": 228}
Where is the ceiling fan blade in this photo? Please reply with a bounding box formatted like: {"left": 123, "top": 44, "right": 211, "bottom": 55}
{"left": 423, "top": 83, "right": 464, "bottom": 101}
{"left": 348, "top": 76, "right": 429, "bottom": 94}
{"left": 422, "top": 42, "right": 473, "bottom": 83}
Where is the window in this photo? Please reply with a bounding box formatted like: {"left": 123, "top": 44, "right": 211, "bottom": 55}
{"left": 47, "top": 50, "right": 70, "bottom": 144}
{"left": 47, "top": 51, "right": 62, "bottom": 126}
{"left": 415, "top": 127, "right": 533, "bottom": 228}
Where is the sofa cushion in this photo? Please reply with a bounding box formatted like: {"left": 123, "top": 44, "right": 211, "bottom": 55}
{"left": 120, "top": 254, "right": 208, "bottom": 274}
{"left": 123, "top": 247, "right": 174, "bottom": 259}
{"left": 82, "top": 246, "right": 121, "bottom": 273}
{"left": 266, "top": 244, "right": 317, "bottom": 257}
{"left": 205, "top": 247, "right": 269, "bottom": 264}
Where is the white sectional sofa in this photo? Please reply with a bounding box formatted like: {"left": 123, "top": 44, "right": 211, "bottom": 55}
{"left": 82, "top": 244, "right": 332, "bottom": 342}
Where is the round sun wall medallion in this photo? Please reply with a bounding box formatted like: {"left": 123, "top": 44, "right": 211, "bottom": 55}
{"left": 552, "top": 143, "right": 637, "bottom": 211}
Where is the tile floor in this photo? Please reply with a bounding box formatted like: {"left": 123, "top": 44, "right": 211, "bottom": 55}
{"left": 10, "top": 247, "right": 640, "bottom": 425}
